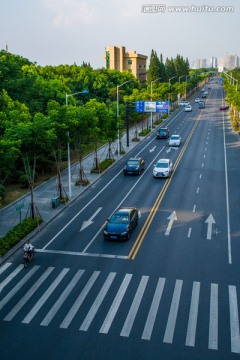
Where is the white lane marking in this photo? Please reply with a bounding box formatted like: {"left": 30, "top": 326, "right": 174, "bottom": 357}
{"left": 4, "top": 267, "right": 54, "bottom": 321}
{"left": 202, "top": 163, "right": 204, "bottom": 167}
{"left": 186, "top": 281, "right": 200, "bottom": 347}
{"left": 80, "top": 207, "right": 103, "bottom": 232}
{"left": 0, "top": 264, "right": 23, "bottom": 292}
{"left": 99, "top": 274, "right": 132, "bottom": 334}
{"left": 0, "top": 266, "right": 40, "bottom": 310}
{"left": 80, "top": 272, "right": 116, "bottom": 331}
{"left": 199, "top": 174, "right": 202, "bottom": 180}
{"left": 222, "top": 112, "right": 232, "bottom": 264}
{"left": 60, "top": 271, "right": 100, "bottom": 329}
{"left": 197, "top": 187, "right": 200, "bottom": 194}
{"left": 22, "top": 268, "right": 69, "bottom": 324}
{"left": 187, "top": 228, "right": 192, "bottom": 238}
{"left": 41, "top": 269, "right": 85, "bottom": 327}
{"left": 0, "top": 262, "right": 12, "bottom": 275}
{"left": 205, "top": 214, "right": 216, "bottom": 240}
{"left": 229, "top": 285, "right": 240, "bottom": 353}
{"left": 36, "top": 248, "right": 128, "bottom": 260}
{"left": 163, "top": 279, "right": 183, "bottom": 343}
{"left": 193, "top": 205, "right": 196, "bottom": 213}
{"left": 165, "top": 211, "right": 177, "bottom": 236}
{"left": 142, "top": 277, "right": 166, "bottom": 340}
{"left": 120, "top": 276, "right": 149, "bottom": 337}
{"left": 209, "top": 283, "right": 218, "bottom": 350}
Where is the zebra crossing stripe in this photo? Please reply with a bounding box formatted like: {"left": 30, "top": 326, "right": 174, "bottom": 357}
{"left": 41, "top": 269, "right": 85, "bottom": 327}
{"left": 22, "top": 268, "right": 69, "bottom": 324}
{"left": 60, "top": 271, "right": 100, "bottom": 329}
{"left": 0, "top": 262, "right": 12, "bottom": 276}
{"left": 120, "top": 276, "right": 149, "bottom": 337}
{"left": 0, "top": 264, "right": 23, "bottom": 292}
{"left": 80, "top": 272, "right": 116, "bottom": 331}
{"left": 0, "top": 266, "right": 40, "bottom": 310}
{"left": 229, "top": 285, "right": 240, "bottom": 353}
{"left": 4, "top": 267, "right": 55, "bottom": 322}
{"left": 208, "top": 283, "right": 218, "bottom": 350}
{"left": 142, "top": 277, "right": 166, "bottom": 341}
{"left": 163, "top": 279, "right": 183, "bottom": 344}
{"left": 99, "top": 273, "right": 132, "bottom": 334}
{"left": 185, "top": 281, "right": 200, "bottom": 347}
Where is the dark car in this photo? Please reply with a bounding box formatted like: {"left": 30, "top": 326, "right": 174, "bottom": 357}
{"left": 123, "top": 157, "right": 145, "bottom": 175}
{"left": 201, "top": 94, "right": 207, "bottom": 98}
{"left": 156, "top": 127, "right": 170, "bottom": 139}
{"left": 103, "top": 207, "right": 139, "bottom": 241}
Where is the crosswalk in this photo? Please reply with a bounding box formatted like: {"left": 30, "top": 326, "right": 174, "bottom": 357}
{"left": 0, "top": 262, "right": 240, "bottom": 354}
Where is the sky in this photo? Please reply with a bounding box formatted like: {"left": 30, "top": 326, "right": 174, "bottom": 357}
{"left": 0, "top": 0, "right": 239, "bottom": 69}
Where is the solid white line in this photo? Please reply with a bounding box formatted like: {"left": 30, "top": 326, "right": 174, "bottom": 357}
{"left": 41, "top": 269, "right": 85, "bottom": 326}
{"left": 142, "top": 277, "right": 166, "bottom": 340}
{"left": 222, "top": 112, "right": 232, "bottom": 264}
{"left": 36, "top": 248, "right": 128, "bottom": 260}
{"left": 99, "top": 273, "right": 132, "bottom": 334}
{"left": 60, "top": 271, "right": 100, "bottom": 329}
{"left": 80, "top": 272, "right": 116, "bottom": 331}
{"left": 208, "top": 283, "right": 218, "bottom": 350}
{"left": 4, "top": 267, "right": 54, "bottom": 321}
{"left": 120, "top": 275, "right": 149, "bottom": 337}
{"left": 185, "top": 281, "right": 200, "bottom": 347}
{"left": 229, "top": 285, "right": 240, "bottom": 353}
{"left": 163, "top": 279, "right": 183, "bottom": 343}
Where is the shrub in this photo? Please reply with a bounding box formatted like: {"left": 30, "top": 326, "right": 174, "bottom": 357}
{"left": 0, "top": 217, "right": 43, "bottom": 257}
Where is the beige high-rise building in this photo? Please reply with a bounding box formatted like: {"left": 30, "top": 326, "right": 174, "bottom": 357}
{"left": 103, "top": 46, "right": 148, "bottom": 85}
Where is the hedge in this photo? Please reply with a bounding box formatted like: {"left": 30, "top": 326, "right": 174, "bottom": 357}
{"left": 0, "top": 217, "right": 43, "bottom": 257}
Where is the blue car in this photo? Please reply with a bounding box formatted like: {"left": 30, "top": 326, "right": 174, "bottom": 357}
{"left": 103, "top": 207, "right": 139, "bottom": 241}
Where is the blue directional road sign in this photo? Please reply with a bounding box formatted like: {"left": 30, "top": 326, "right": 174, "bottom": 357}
{"left": 136, "top": 101, "right": 169, "bottom": 113}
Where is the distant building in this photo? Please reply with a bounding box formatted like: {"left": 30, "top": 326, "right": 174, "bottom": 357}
{"left": 103, "top": 46, "right": 148, "bottom": 85}
{"left": 210, "top": 57, "right": 218, "bottom": 68}
{"left": 193, "top": 58, "right": 207, "bottom": 69}
{"left": 225, "top": 54, "right": 239, "bottom": 70}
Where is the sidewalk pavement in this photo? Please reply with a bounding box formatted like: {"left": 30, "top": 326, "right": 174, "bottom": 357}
{"left": 0, "top": 117, "right": 158, "bottom": 240}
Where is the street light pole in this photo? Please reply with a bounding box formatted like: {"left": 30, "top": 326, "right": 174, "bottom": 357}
{"left": 150, "top": 77, "right": 161, "bottom": 129}
{"left": 168, "top": 76, "right": 177, "bottom": 115}
{"left": 65, "top": 90, "right": 89, "bottom": 199}
{"left": 117, "top": 80, "right": 131, "bottom": 157}
{"left": 185, "top": 75, "right": 190, "bottom": 99}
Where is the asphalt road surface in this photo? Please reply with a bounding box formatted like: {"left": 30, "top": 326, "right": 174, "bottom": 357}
{"left": 1, "top": 83, "right": 240, "bottom": 360}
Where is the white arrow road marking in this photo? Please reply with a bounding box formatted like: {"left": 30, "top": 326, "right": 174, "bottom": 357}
{"left": 166, "top": 147, "right": 178, "bottom": 153}
{"left": 80, "top": 207, "right": 103, "bottom": 232}
{"left": 150, "top": 146, "right": 156, "bottom": 153}
{"left": 205, "top": 214, "right": 216, "bottom": 240}
{"left": 165, "top": 211, "right": 177, "bottom": 236}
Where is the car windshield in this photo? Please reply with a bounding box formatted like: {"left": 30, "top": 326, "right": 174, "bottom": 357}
{"left": 171, "top": 136, "right": 179, "bottom": 140}
{"left": 110, "top": 212, "right": 129, "bottom": 224}
{"left": 159, "top": 129, "right": 167, "bottom": 133}
{"left": 127, "top": 160, "right": 139, "bottom": 165}
{"left": 156, "top": 162, "right": 168, "bottom": 168}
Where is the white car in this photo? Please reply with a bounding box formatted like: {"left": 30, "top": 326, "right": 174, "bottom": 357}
{"left": 185, "top": 105, "right": 192, "bottom": 112}
{"left": 169, "top": 134, "right": 181, "bottom": 147}
{"left": 179, "top": 101, "right": 190, "bottom": 106}
{"left": 153, "top": 159, "right": 173, "bottom": 178}
{"left": 195, "top": 98, "right": 200, "bottom": 103}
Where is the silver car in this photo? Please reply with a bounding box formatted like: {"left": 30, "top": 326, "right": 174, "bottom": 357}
{"left": 153, "top": 159, "right": 173, "bottom": 178}
{"left": 169, "top": 134, "right": 181, "bottom": 147}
